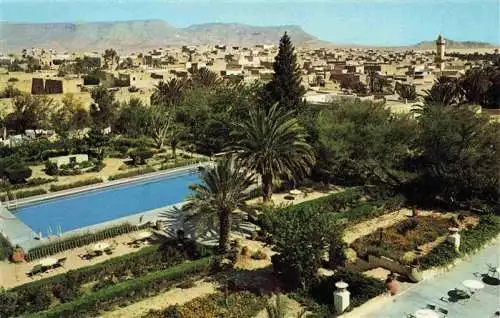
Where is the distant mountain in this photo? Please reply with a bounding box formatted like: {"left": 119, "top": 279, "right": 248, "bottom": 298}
{"left": 413, "top": 38, "right": 494, "bottom": 49}
{"left": 0, "top": 20, "right": 322, "bottom": 53}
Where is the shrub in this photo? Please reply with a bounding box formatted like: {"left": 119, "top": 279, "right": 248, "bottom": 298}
{"left": 108, "top": 166, "right": 156, "bottom": 181}
{"left": 129, "top": 147, "right": 154, "bottom": 165}
{"left": 0, "top": 233, "right": 13, "bottom": 261}
{"left": 7, "top": 77, "right": 19, "bottom": 82}
{"left": 4, "top": 162, "right": 32, "bottom": 184}
{"left": 251, "top": 249, "right": 267, "bottom": 260}
{"left": 49, "top": 177, "right": 102, "bottom": 192}
{"left": 44, "top": 161, "right": 59, "bottom": 176}
{"left": 309, "top": 269, "right": 385, "bottom": 311}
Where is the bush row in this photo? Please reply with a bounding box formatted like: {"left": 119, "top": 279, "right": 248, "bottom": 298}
{"left": 25, "top": 223, "right": 140, "bottom": 261}
{"left": 146, "top": 291, "right": 266, "bottom": 318}
{"left": 419, "top": 215, "right": 500, "bottom": 269}
{"left": 0, "top": 188, "right": 48, "bottom": 201}
{"left": 108, "top": 166, "right": 156, "bottom": 181}
{"left": 3, "top": 239, "right": 215, "bottom": 317}
{"left": 0, "top": 177, "right": 57, "bottom": 190}
{"left": 28, "top": 257, "right": 215, "bottom": 318}
{"left": 158, "top": 157, "right": 209, "bottom": 171}
{"left": 48, "top": 177, "right": 103, "bottom": 192}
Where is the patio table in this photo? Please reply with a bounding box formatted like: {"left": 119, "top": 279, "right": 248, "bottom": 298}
{"left": 462, "top": 279, "right": 485, "bottom": 290}
{"left": 91, "top": 242, "right": 110, "bottom": 252}
{"left": 414, "top": 309, "right": 439, "bottom": 318}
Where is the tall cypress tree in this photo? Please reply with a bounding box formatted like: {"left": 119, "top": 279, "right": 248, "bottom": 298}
{"left": 265, "top": 32, "right": 306, "bottom": 112}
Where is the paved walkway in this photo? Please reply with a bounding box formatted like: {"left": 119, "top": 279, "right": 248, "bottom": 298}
{"left": 348, "top": 241, "right": 500, "bottom": 318}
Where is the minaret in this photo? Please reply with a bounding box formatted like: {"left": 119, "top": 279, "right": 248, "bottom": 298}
{"left": 435, "top": 34, "right": 446, "bottom": 71}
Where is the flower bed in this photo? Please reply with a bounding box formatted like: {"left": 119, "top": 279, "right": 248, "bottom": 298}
{"left": 419, "top": 215, "right": 499, "bottom": 269}
{"left": 2, "top": 239, "right": 215, "bottom": 317}
{"left": 146, "top": 291, "right": 266, "bottom": 318}
{"left": 27, "top": 257, "right": 215, "bottom": 318}
{"left": 351, "top": 216, "right": 452, "bottom": 263}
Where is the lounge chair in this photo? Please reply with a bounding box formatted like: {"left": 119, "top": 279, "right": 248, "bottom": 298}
{"left": 426, "top": 304, "right": 436, "bottom": 310}
{"left": 438, "top": 307, "right": 448, "bottom": 317}
{"left": 26, "top": 265, "right": 44, "bottom": 277}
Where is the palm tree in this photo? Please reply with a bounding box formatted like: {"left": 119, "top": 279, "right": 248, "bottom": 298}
{"left": 423, "top": 76, "right": 463, "bottom": 106}
{"left": 183, "top": 157, "right": 254, "bottom": 252}
{"left": 192, "top": 67, "right": 221, "bottom": 89}
{"left": 395, "top": 83, "right": 417, "bottom": 101}
{"left": 231, "top": 103, "right": 315, "bottom": 202}
{"left": 150, "top": 78, "right": 187, "bottom": 106}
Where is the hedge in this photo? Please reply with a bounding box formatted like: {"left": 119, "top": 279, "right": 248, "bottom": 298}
{"left": 25, "top": 223, "right": 141, "bottom": 261}
{"left": 146, "top": 291, "right": 266, "bottom": 318}
{"left": 0, "top": 188, "right": 48, "bottom": 201}
{"left": 419, "top": 215, "right": 500, "bottom": 270}
{"left": 49, "top": 177, "right": 102, "bottom": 192}
{"left": 158, "top": 157, "right": 209, "bottom": 171}
{"left": 108, "top": 167, "right": 156, "bottom": 181}
{"left": 28, "top": 257, "right": 214, "bottom": 318}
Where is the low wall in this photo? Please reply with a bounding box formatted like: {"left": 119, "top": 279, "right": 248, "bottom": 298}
{"left": 345, "top": 254, "right": 411, "bottom": 276}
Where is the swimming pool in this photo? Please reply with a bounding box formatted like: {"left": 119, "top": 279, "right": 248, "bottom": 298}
{"left": 13, "top": 171, "right": 200, "bottom": 235}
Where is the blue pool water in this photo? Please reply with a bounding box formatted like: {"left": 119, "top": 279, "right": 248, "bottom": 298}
{"left": 13, "top": 171, "right": 200, "bottom": 234}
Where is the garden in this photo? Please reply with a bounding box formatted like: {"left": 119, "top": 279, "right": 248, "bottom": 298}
{"left": 350, "top": 215, "right": 453, "bottom": 264}
{"left": 0, "top": 237, "right": 216, "bottom": 318}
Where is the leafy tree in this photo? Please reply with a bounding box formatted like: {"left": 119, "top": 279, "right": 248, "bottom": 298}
{"left": 271, "top": 206, "right": 345, "bottom": 290}
{"left": 51, "top": 93, "right": 88, "bottom": 138}
{"left": 367, "top": 71, "right": 392, "bottom": 94}
{"left": 460, "top": 68, "right": 491, "bottom": 105}
{"left": 128, "top": 147, "right": 153, "bottom": 165}
{"left": 183, "top": 156, "right": 254, "bottom": 252}
{"left": 151, "top": 78, "right": 187, "bottom": 106}
{"left": 264, "top": 32, "right": 306, "bottom": 112}
{"left": 412, "top": 104, "right": 500, "bottom": 207}
{"left": 0, "top": 86, "right": 22, "bottom": 98}
{"left": 231, "top": 103, "right": 315, "bottom": 201}
{"left": 5, "top": 93, "right": 55, "bottom": 133}
{"left": 115, "top": 98, "right": 149, "bottom": 137}
{"left": 89, "top": 86, "right": 118, "bottom": 129}
{"left": 395, "top": 83, "right": 417, "bottom": 101}
{"left": 316, "top": 101, "right": 417, "bottom": 187}
{"left": 423, "top": 77, "right": 464, "bottom": 106}
{"left": 85, "top": 128, "right": 109, "bottom": 160}
{"left": 148, "top": 104, "right": 174, "bottom": 149}
{"left": 103, "top": 49, "right": 119, "bottom": 69}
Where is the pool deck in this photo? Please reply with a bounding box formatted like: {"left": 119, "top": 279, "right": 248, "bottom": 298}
{"left": 0, "top": 162, "right": 212, "bottom": 251}
{"left": 344, "top": 239, "right": 500, "bottom": 318}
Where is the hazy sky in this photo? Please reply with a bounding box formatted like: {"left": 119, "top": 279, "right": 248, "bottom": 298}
{"left": 1, "top": 0, "right": 499, "bottom": 46}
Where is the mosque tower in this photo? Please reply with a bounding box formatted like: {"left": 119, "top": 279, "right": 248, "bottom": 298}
{"left": 435, "top": 34, "right": 446, "bottom": 71}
